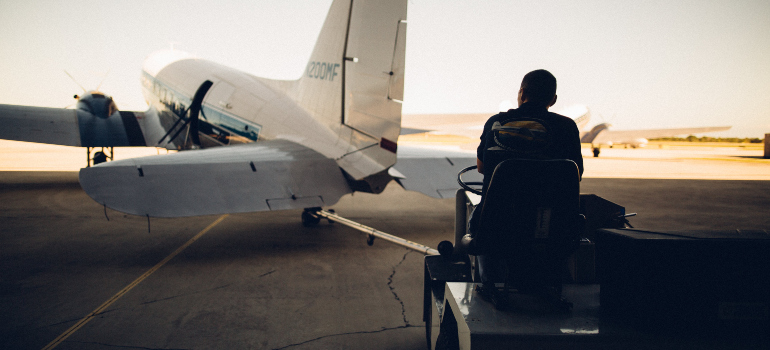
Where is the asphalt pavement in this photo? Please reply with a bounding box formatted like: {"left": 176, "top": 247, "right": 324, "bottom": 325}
{"left": 1, "top": 170, "right": 769, "bottom": 349}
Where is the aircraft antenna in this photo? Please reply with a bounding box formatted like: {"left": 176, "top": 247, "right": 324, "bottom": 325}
{"left": 64, "top": 70, "right": 87, "bottom": 93}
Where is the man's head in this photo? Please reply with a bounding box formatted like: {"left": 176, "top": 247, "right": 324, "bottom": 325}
{"left": 517, "top": 69, "right": 557, "bottom": 108}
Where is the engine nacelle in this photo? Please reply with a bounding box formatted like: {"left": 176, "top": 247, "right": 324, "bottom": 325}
{"left": 74, "top": 91, "right": 144, "bottom": 147}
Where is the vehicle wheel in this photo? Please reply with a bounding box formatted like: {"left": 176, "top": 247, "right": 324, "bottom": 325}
{"left": 93, "top": 151, "right": 108, "bottom": 164}
{"left": 592, "top": 148, "right": 600, "bottom": 157}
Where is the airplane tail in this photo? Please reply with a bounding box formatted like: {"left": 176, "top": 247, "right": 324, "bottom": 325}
{"left": 294, "top": 0, "right": 408, "bottom": 181}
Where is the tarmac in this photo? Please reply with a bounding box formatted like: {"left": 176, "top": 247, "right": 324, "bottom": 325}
{"left": 1, "top": 140, "right": 769, "bottom": 349}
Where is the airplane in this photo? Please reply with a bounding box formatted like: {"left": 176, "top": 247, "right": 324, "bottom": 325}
{"left": 579, "top": 122, "right": 731, "bottom": 157}
{"left": 0, "top": 0, "right": 482, "bottom": 222}
{"left": 402, "top": 104, "right": 731, "bottom": 157}
{"left": 0, "top": 0, "right": 730, "bottom": 222}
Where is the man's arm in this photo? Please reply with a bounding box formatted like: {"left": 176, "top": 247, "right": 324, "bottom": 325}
{"left": 569, "top": 122, "right": 584, "bottom": 179}
{"left": 476, "top": 115, "right": 496, "bottom": 174}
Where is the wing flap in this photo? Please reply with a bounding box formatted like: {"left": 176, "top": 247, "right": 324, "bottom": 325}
{"left": 79, "top": 140, "right": 352, "bottom": 217}
{"left": 0, "top": 104, "right": 81, "bottom": 146}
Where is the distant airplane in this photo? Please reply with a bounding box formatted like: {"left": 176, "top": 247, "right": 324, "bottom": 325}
{"left": 0, "top": 0, "right": 481, "bottom": 221}
{"left": 570, "top": 107, "right": 731, "bottom": 156}
{"left": 580, "top": 124, "right": 732, "bottom": 157}
{"left": 402, "top": 105, "right": 731, "bottom": 157}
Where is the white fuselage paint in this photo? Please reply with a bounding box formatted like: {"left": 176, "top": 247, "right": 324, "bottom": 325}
{"left": 141, "top": 51, "right": 350, "bottom": 165}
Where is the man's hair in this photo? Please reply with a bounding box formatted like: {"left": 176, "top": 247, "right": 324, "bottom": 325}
{"left": 520, "top": 69, "right": 557, "bottom": 107}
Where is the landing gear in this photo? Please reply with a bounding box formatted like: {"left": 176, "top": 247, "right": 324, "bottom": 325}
{"left": 302, "top": 207, "right": 336, "bottom": 227}
{"left": 86, "top": 147, "right": 114, "bottom": 167}
{"left": 301, "top": 208, "right": 321, "bottom": 227}
{"left": 592, "top": 147, "right": 600, "bottom": 158}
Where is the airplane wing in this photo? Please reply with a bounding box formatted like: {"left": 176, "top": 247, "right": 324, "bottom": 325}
{"left": 400, "top": 108, "right": 589, "bottom": 140}
{"left": 0, "top": 105, "right": 82, "bottom": 146}
{"left": 395, "top": 114, "right": 489, "bottom": 199}
{"left": 592, "top": 126, "right": 731, "bottom": 144}
{"left": 79, "top": 139, "right": 352, "bottom": 217}
{"left": 401, "top": 113, "right": 489, "bottom": 139}
{"left": 0, "top": 104, "right": 148, "bottom": 147}
{"left": 392, "top": 145, "right": 482, "bottom": 199}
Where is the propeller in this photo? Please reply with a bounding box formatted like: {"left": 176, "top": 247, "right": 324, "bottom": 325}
{"left": 64, "top": 70, "right": 87, "bottom": 93}
{"left": 62, "top": 70, "right": 111, "bottom": 109}
{"left": 95, "top": 70, "right": 111, "bottom": 91}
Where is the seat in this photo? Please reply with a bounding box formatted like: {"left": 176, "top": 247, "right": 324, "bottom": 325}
{"left": 463, "top": 158, "right": 584, "bottom": 305}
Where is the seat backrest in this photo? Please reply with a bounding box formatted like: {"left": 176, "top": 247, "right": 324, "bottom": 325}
{"left": 473, "top": 158, "right": 580, "bottom": 255}
{"left": 479, "top": 116, "right": 554, "bottom": 195}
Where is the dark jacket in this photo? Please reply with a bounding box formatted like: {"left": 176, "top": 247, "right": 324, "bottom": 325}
{"left": 476, "top": 102, "right": 584, "bottom": 191}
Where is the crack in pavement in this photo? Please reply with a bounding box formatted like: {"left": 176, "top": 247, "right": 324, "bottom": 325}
{"left": 139, "top": 284, "right": 232, "bottom": 306}
{"left": 139, "top": 270, "right": 271, "bottom": 306}
{"left": 388, "top": 250, "right": 412, "bottom": 326}
{"left": 270, "top": 324, "right": 423, "bottom": 350}
{"left": 37, "top": 316, "right": 87, "bottom": 329}
{"left": 270, "top": 250, "right": 418, "bottom": 350}
{"left": 37, "top": 308, "right": 122, "bottom": 330}
{"left": 64, "top": 340, "right": 189, "bottom": 350}
{"left": 259, "top": 269, "right": 277, "bottom": 277}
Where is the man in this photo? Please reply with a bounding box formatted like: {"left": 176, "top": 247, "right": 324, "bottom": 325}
{"left": 471, "top": 69, "right": 583, "bottom": 306}
{"left": 476, "top": 69, "right": 583, "bottom": 180}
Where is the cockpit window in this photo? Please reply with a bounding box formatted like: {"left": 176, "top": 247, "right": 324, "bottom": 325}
{"left": 91, "top": 93, "right": 105, "bottom": 99}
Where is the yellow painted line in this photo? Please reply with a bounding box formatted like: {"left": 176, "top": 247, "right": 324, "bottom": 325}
{"left": 41, "top": 214, "right": 229, "bottom": 350}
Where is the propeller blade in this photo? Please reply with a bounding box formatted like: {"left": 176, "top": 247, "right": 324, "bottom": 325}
{"left": 95, "top": 70, "right": 111, "bottom": 91}
{"left": 64, "top": 70, "right": 87, "bottom": 93}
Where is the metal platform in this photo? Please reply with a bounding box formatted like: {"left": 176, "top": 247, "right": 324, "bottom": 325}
{"left": 423, "top": 255, "right": 762, "bottom": 350}
{"left": 424, "top": 255, "right": 610, "bottom": 350}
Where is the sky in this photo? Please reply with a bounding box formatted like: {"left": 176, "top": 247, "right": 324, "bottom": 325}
{"left": 0, "top": 0, "right": 768, "bottom": 138}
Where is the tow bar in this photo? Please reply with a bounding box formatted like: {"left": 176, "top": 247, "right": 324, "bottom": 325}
{"left": 310, "top": 209, "right": 440, "bottom": 256}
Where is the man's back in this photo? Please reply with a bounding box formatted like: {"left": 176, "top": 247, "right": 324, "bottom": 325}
{"left": 476, "top": 102, "right": 584, "bottom": 193}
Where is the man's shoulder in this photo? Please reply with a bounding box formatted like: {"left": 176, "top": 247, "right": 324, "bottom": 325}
{"left": 497, "top": 108, "right": 571, "bottom": 124}
{"left": 482, "top": 112, "right": 508, "bottom": 129}
{"left": 547, "top": 111, "right": 576, "bottom": 123}
{"left": 486, "top": 111, "right": 507, "bottom": 121}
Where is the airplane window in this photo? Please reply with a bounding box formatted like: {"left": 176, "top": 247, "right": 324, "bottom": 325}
{"left": 200, "top": 105, "right": 259, "bottom": 144}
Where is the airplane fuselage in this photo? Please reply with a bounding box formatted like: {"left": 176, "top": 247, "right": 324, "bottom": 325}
{"left": 138, "top": 47, "right": 400, "bottom": 189}
{"left": 140, "top": 51, "right": 336, "bottom": 154}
